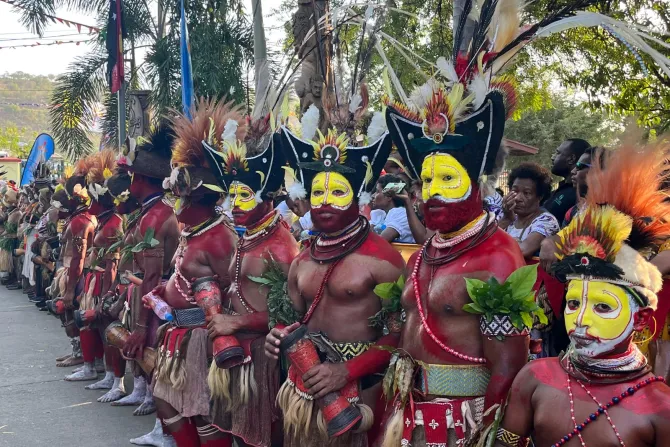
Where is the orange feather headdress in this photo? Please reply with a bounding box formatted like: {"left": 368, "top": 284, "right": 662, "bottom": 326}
{"left": 554, "top": 143, "right": 670, "bottom": 310}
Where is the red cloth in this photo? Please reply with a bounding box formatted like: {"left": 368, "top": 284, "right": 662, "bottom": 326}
{"left": 528, "top": 258, "right": 566, "bottom": 318}
{"left": 80, "top": 328, "right": 104, "bottom": 362}
{"left": 653, "top": 278, "right": 670, "bottom": 339}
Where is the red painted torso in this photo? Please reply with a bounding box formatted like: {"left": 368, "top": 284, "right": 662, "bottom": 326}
{"left": 130, "top": 201, "right": 175, "bottom": 274}
{"left": 224, "top": 222, "right": 299, "bottom": 333}
{"left": 163, "top": 223, "right": 238, "bottom": 310}
{"left": 522, "top": 358, "right": 670, "bottom": 447}
{"left": 399, "top": 228, "right": 525, "bottom": 364}
{"left": 292, "top": 232, "right": 405, "bottom": 343}
{"left": 93, "top": 213, "right": 123, "bottom": 249}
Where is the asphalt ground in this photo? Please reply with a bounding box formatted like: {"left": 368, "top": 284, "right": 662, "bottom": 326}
{"left": 0, "top": 286, "right": 154, "bottom": 447}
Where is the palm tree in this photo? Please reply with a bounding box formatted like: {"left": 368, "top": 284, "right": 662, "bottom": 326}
{"left": 13, "top": 0, "right": 253, "bottom": 160}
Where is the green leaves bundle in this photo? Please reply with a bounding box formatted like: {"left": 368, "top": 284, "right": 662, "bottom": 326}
{"left": 462, "top": 264, "right": 547, "bottom": 331}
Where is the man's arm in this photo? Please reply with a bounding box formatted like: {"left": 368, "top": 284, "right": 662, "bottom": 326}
{"left": 64, "top": 218, "right": 92, "bottom": 306}
{"left": 493, "top": 365, "right": 537, "bottom": 447}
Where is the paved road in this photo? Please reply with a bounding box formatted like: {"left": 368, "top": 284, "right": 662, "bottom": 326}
{"left": 0, "top": 287, "right": 154, "bottom": 447}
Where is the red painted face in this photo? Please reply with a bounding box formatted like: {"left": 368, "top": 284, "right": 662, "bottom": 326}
{"left": 233, "top": 199, "right": 273, "bottom": 227}
{"left": 311, "top": 202, "right": 360, "bottom": 234}
{"left": 423, "top": 187, "right": 483, "bottom": 233}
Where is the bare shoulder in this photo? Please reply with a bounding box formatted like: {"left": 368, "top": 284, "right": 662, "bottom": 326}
{"left": 140, "top": 202, "right": 177, "bottom": 236}
{"left": 356, "top": 232, "right": 405, "bottom": 269}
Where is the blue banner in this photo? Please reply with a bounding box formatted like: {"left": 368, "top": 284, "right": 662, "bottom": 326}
{"left": 20, "top": 133, "right": 55, "bottom": 186}
{"left": 180, "top": 0, "right": 194, "bottom": 120}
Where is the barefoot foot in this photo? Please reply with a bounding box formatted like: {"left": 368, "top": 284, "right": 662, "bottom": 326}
{"left": 65, "top": 363, "right": 97, "bottom": 381}
{"left": 98, "top": 377, "right": 126, "bottom": 403}
{"left": 85, "top": 372, "right": 114, "bottom": 390}
{"left": 111, "top": 376, "right": 146, "bottom": 406}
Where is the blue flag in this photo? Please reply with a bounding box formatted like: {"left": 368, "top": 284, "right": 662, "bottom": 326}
{"left": 21, "top": 133, "right": 55, "bottom": 186}
{"left": 180, "top": 0, "right": 194, "bottom": 119}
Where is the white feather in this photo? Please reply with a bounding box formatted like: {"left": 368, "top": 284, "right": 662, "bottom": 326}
{"left": 358, "top": 191, "right": 372, "bottom": 206}
{"left": 221, "top": 196, "right": 231, "bottom": 212}
{"left": 436, "top": 57, "right": 458, "bottom": 83}
{"left": 366, "top": 112, "right": 387, "bottom": 142}
{"left": 469, "top": 74, "right": 489, "bottom": 109}
{"left": 255, "top": 192, "right": 264, "bottom": 204}
{"left": 300, "top": 104, "right": 320, "bottom": 142}
{"left": 222, "top": 119, "right": 239, "bottom": 144}
{"left": 409, "top": 79, "right": 437, "bottom": 110}
{"left": 349, "top": 94, "right": 363, "bottom": 114}
{"left": 288, "top": 182, "right": 307, "bottom": 200}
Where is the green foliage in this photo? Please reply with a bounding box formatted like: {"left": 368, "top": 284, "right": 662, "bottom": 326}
{"left": 248, "top": 257, "right": 302, "bottom": 328}
{"left": 369, "top": 275, "right": 405, "bottom": 329}
{"left": 462, "top": 264, "right": 547, "bottom": 331}
{"left": 504, "top": 94, "right": 621, "bottom": 170}
{"left": 0, "top": 126, "right": 34, "bottom": 158}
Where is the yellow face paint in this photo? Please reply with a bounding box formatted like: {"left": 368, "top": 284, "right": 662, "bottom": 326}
{"left": 310, "top": 172, "right": 354, "bottom": 210}
{"left": 565, "top": 279, "right": 636, "bottom": 356}
{"left": 229, "top": 181, "right": 258, "bottom": 212}
{"left": 420, "top": 153, "right": 472, "bottom": 203}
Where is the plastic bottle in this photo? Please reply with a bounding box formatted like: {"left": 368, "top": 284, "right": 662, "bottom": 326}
{"left": 144, "top": 293, "right": 174, "bottom": 322}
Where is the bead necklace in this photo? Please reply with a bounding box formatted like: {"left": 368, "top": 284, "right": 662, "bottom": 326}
{"left": 174, "top": 214, "right": 229, "bottom": 304}
{"left": 315, "top": 218, "right": 363, "bottom": 247}
{"left": 432, "top": 212, "right": 489, "bottom": 249}
{"left": 422, "top": 213, "right": 497, "bottom": 266}
{"left": 244, "top": 212, "right": 280, "bottom": 240}
{"left": 309, "top": 217, "right": 370, "bottom": 264}
{"left": 301, "top": 260, "right": 341, "bottom": 324}
{"left": 555, "top": 374, "right": 665, "bottom": 447}
{"left": 569, "top": 345, "right": 648, "bottom": 379}
{"left": 412, "top": 244, "right": 487, "bottom": 364}
{"left": 233, "top": 212, "right": 283, "bottom": 314}
{"left": 180, "top": 214, "right": 228, "bottom": 239}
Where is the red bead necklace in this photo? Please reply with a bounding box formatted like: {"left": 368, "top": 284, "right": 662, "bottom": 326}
{"left": 554, "top": 375, "right": 665, "bottom": 447}
{"left": 412, "top": 240, "right": 487, "bottom": 364}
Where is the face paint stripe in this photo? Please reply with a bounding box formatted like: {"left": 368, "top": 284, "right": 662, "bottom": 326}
{"left": 576, "top": 280, "right": 588, "bottom": 326}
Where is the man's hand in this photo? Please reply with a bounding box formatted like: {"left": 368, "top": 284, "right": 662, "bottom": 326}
{"left": 123, "top": 327, "right": 147, "bottom": 359}
{"left": 539, "top": 237, "right": 558, "bottom": 274}
{"left": 302, "top": 363, "right": 349, "bottom": 399}
{"left": 264, "top": 322, "right": 300, "bottom": 360}
{"left": 207, "top": 314, "right": 240, "bottom": 339}
{"left": 63, "top": 291, "right": 76, "bottom": 309}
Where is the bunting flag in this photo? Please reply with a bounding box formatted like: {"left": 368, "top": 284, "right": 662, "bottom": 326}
{"left": 0, "top": 0, "right": 100, "bottom": 33}
{"left": 106, "top": 0, "right": 126, "bottom": 93}
{"left": 180, "top": 0, "right": 194, "bottom": 119}
{"left": 0, "top": 39, "right": 89, "bottom": 50}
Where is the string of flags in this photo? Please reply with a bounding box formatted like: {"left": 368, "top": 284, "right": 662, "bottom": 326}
{"left": 0, "top": 39, "right": 91, "bottom": 50}
{"left": 0, "top": 0, "right": 101, "bottom": 34}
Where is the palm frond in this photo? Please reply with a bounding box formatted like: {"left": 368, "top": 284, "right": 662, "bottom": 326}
{"left": 49, "top": 50, "right": 108, "bottom": 160}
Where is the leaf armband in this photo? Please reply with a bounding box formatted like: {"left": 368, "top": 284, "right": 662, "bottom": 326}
{"left": 462, "top": 264, "right": 547, "bottom": 340}
{"left": 369, "top": 275, "right": 406, "bottom": 333}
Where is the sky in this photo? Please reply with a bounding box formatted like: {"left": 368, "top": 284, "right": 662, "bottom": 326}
{"left": 0, "top": 0, "right": 283, "bottom": 77}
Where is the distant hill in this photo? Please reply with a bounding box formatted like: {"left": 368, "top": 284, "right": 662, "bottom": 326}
{"left": 0, "top": 72, "right": 54, "bottom": 157}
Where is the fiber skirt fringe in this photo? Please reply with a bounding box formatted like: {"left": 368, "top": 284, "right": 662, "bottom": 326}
{"left": 0, "top": 247, "right": 13, "bottom": 272}
{"left": 210, "top": 336, "right": 279, "bottom": 447}
{"left": 276, "top": 373, "right": 371, "bottom": 447}
{"left": 153, "top": 328, "right": 211, "bottom": 418}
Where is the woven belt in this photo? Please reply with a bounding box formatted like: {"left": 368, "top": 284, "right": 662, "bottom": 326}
{"left": 418, "top": 363, "right": 491, "bottom": 397}
{"left": 173, "top": 307, "right": 206, "bottom": 327}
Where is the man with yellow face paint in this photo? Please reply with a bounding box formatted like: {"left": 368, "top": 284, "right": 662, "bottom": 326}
{"left": 196, "top": 103, "right": 299, "bottom": 447}
{"left": 379, "top": 55, "right": 528, "bottom": 447}
{"left": 496, "top": 143, "right": 670, "bottom": 447}
{"left": 263, "top": 99, "right": 404, "bottom": 447}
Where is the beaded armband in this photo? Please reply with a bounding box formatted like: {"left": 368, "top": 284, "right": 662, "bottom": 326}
{"left": 72, "top": 236, "right": 85, "bottom": 253}
{"left": 496, "top": 427, "right": 529, "bottom": 447}
{"left": 143, "top": 248, "right": 165, "bottom": 258}
{"left": 480, "top": 314, "right": 528, "bottom": 337}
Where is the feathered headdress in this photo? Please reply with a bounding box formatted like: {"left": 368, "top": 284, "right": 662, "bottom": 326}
{"left": 65, "top": 153, "right": 96, "bottom": 205}
{"left": 553, "top": 144, "right": 670, "bottom": 310}
{"left": 383, "top": 0, "right": 670, "bottom": 182}
{"left": 118, "top": 123, "right": 176, "bottom": 180}
{"left": 86, "top": 149, "right": 116, "bottom": 203}
{"left": 197, "top": 98, "right": 286, "bottom": 201}
{"left": 167, "top": 98, "right": 247, "bottom": 197}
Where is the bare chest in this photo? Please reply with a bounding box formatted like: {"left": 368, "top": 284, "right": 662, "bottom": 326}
{"left": 532, "top": 382, "right": 655, "bottom": 447}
